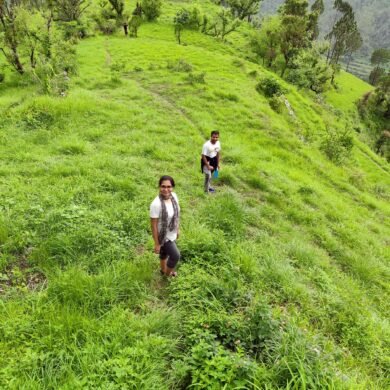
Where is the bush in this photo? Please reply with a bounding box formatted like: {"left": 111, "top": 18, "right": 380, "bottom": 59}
{"left": 21, "top": 103, "right": 55, "bottom": 130}
{"left": 185, "top": 338, "right": 258, "bottom": 389}
{"left": 320, "top": 127, "right": 354, "bottom": 164}
{"left": 60, "top": 20, "right": 90, "bottom": 40}
{"left": 141, "top": 0, "right": 162, "bottom": 21}
{"left": 0, "top": 73, "right": 4, "bottom": 83}
{"left": 96, "top": 18, "right": 117, "bottom": 34}
{"left": 256, "top": 76, "right": 284, "bottom": 97}
{"left": 268, "top": 95, "right": 283, "bottom": 113}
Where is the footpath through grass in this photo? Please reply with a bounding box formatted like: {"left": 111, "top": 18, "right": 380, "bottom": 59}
{"left": 0, "top": 5, "right": 389, "bottom": 389}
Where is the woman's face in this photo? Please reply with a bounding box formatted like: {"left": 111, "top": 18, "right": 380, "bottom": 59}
{"left": 159, "top": 180, "right": 173, "bottom": 198}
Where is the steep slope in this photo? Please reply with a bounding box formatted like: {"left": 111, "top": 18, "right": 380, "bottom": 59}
{"left": 0, "top": 3, "right": 389, "bottom": 389}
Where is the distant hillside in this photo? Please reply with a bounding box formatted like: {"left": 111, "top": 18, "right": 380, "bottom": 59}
{"left": 261, "top": 0, "right": 390, "bottom": 79}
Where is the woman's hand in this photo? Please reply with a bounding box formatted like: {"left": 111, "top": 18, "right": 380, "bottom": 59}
{"left": 154, "top": 244, "right": 161, "bottom": 254}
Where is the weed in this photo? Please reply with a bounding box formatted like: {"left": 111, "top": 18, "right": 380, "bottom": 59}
{"left": 248, "top": 69, "right": 258, "bottom": 77}
{"left": 186, "top": 72, "right": 206, "bottom": 84}
{"left": 214, "top": 91, "right": 239, "bottom": 102}
{"left": 167, "top": 58, "right": 193, "bottom": 72}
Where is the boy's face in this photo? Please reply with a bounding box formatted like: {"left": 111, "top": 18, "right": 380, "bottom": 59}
{"left": 210, "top": 133, "right": 219, "bottom": 144}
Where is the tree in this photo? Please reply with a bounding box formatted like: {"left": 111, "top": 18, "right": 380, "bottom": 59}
{"left": 358, "top": 73, "right": 390, "bottom": 159}
{"left": 0, "top": 0, "right": 24, "bottom": 74}
{"left": 285, "top": 43, "right": 331, "bottom": 92}
{"left": 226, "top": 0, "right": 262, "bottom": 21}
{"left": 278, "top": 0, "right": 310, "bottom": 76}
{"left": 213, "top": 8, "right": 240, "bottom": 40}
{"left": 371, "top": 48, "right": 390, "bottom": 68}
{"left": 15, "top": 7, "right": 47, "bottom": 68}
{"left": 249, "top": 16, "right": 281, "bottom": 68}
{"left": 108, "top": 0, "right": 124, "bottom": 19}
{"left": 307, "top": 0, "right": 324, "bottom": 41}
{"left": 128, "top": 2, "right": 142, "bottom": 37}
{"left": 53, "top": 0, "right": 90, "bottom": 22}
{"left": 369, "top": 48, "right": 390, "bottom": 86}
{"left": 326, "top": 1, "right": 361, "bottom": 67}
{"left": 374, "top": 73, "right": 390, "bottom": 119}
{"left": 344, "top": 27, "right": 362, "bottom": 71}
{"left": 173, "top": 8, "right": 200, "bottom": 44}
{"left": 141, "top": 0, "right": 161, "bottom": 21}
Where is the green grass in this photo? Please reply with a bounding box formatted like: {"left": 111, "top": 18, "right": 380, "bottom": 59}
{"left": 324, "top": 70, "right": 374, "bottom": 113}
{"left": 0, "top": 1, "right": 389, "bottom": 388}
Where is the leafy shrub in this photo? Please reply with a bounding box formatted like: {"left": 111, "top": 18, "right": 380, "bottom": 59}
{"left": 285, "top": 47, "right": 331, "bottom": 93}
{"left": 21, "top": 103, "right": 55, "bottom": 130}
{"left": 96, "top": 18, "right": 117, "bottom": 34}
{"left": 167, "top": 58, "right": 193, "bottom": 72}
{"left": 31, "top": 40, "right": 76, "bottom": 95}
{"left": 141, "top": 0, "right": 162, "bottom": 21}
{"left": 186, "top": 72, "right": 206, "bottom": 84}
{"left": 185, "top": 338, "right": 258, "bottom": 389}
{"left": 60, "top": 20, "right": 89, "bottom": 40}
{"left": 256, "top": 76, "right": 285, "bottom": 97}
{"left": 320, "top": 126, "right": 354, "bottom": 164}
{"left": 191, "top": 301, "right": 279, "bottom": 357}
{"left": 0, "top": 73, "right": 4, "bottom": 83}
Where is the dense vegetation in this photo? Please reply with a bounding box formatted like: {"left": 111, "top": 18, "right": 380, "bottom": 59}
{"left": 0, "top": 0, "right": 389, "bottom": 388}
{"left": 261, "top": 0, "right": 390, "bottom": 57}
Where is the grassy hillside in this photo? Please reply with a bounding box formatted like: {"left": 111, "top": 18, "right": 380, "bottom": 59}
{"left": 0, "top": 1, "right": 389, "bottom": 388}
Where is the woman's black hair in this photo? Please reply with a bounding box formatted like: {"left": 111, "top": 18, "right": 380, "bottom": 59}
{"left": 159, "top": 175, "right": 175, "bottom": 187}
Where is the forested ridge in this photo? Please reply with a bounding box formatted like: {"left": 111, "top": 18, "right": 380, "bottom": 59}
{"left": 0, "top": 0, "right": 389, "bottom": 388}
{"left": 261, "top": 0, "right": 389, "bottom": 54}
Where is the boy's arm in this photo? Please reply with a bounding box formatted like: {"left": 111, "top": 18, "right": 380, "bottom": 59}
{"left": 202, "top": 154, "right": 213, "bottom": 171}
{"left": 217, "top": 151, "right": 220, "bottom": 169}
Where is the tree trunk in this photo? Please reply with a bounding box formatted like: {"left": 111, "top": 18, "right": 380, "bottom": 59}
{"left": 30, "top": 47, "right": 36, "bottom": 68}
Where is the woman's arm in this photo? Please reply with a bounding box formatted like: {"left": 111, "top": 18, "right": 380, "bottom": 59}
{"left": 150, "top": 218, "right": 160, "bottom": 253}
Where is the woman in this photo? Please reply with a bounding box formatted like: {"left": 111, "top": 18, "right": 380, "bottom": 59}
{"left": 150, "top": 175, "right": 180, "bottom": 277}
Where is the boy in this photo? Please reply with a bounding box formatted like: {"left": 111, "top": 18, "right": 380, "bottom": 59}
{"left": 201, "top": 131, "right": 221, "bottom": 193}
